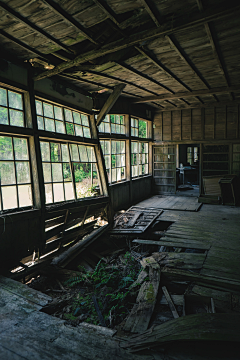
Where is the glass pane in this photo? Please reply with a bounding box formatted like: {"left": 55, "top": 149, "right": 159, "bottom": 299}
{"left": 43, "top": 103, "right": 54, "bottom": 118}
{"left": 111, "top": 154, "right": 116, "bottom": 168}
{"left": 9, "top": 110, "right": 24, "bottom": 127}
{"left": 63, "top": 163, "right": 72, "bottom": 181}
{"left": 105, "top": 123, "right": 110, "bottom": 133}
{"left": 135, "top": 119, "right": 138, "bottom": 127}
{"left": 55, "top": 121, "right": 65, "bottom": 133}
{"left": 105, "top": 141, "right": 110, "bottom": 154}
{"left": 111, "top": 141, "right": 116, "bottom": 154}
{"left": 105, "top": 155, "right": 110, "bottom": 169}
{"left": 50, "top": 143, "right": 61, "bottom": 162}
{"left": 0, "top": 162, "right": 16, "bottom": 184}
{"left": 54, "top": 106, "right": 63, "bottom": 120}
{"left": 74, "top": 163, "right": 91, "bottom": 198}
{"left": 110, "top": 115, "right": 115, "bottom": 123}
{"left": 16, "top": 162, "right": 30, "bottom": 184}
{"left": 116, "top": 124, "right": 120, "bottom": 134}
{"left": 135, "top": 128, "right": 138, "bottom": 137}
{"left": 52, "top": 163, "right": 63, "bottom": 182}
{"left": 131, "top": 128, "right": 134, "bottom": 136}
{"left": 139, "top": 164, "right": 143, "bottom": 176}
{"left": 0, "top": 107, "right": 8, "bottom": 125}
{"left": 121, "top": 167, "right": 125, "bottom": 180}
{"left": 2, "top": 186, "right": 17, "bottom": 209}
{"left": 43, "top": 163, "right": 52, "bottom": 182}
{"left": 45, "top": 184, "right": 53, "bottom": 204}
{"left": 81, "top": 114, "right": 89, "bottom": 126}
{"left": 70, "top": 144, "right": 79, "bottom": 161}
{"left": 64, "top": 182, "right": 74, "bottom": 200}
{"left": 121, "top": 125, "right": 125, "bottom": 135}
{"left": 120, "top": 115, "right": 124, "bottom": 125}
{"left": 111, "top": 124, "right": 115, "bottom": 133}
{"left": 115, "top": 115, "right": 120, "bottom": 124}
{"left": 40, "top": 142, "right": 50, "bottom": 162}
{"left": 61, "top": 144, "right": 69, "bottom": 162}
{"left": 66, "top": 122, "right": 74, "bottom": 135}
{"left": 75, "top": 125, "right": 83, "bottom": 137}
{"left": 116, "top": 154, "right": 121, "bottom": 167}
{"left": 64, "top": 109, "right": 73, "bottom": 122}
{"left": 98, "top": 122, "right": 104, "bottom": 132}
{"left": 121, "top": 141, "right": 125, "bottom": 153}
{"left": 117, "top": 167, "right": 121, "bottom": 181}
{"left": 13, "top": 138, "right": 28, "bottom": 160}
{"left": 139, "top": 120, "right": 147, "bottom": 138}
{"left": 112, "top": 168, "right": 116, "bottom": 182}
{"left": 121, "top": 154, "right": 125, "bottom": 166}
{"left": 0, "top": 88, "right": 7, "bottom": 106}
{"left": 53, "top": 183, "right": 64, "bottom": 202}
{"left": 73, "top": 112, "right": 81, "bottom": 124}
{"left": 86, "top": 147, "right": 92, "bottom": 162}
{"left": 116, "top": 141, "right": 120, "bottom": 154}
{"left": 35, "top": 100, "right": 42, "bottom": 115}
{"left": 45, "top": 118, "right": 55, "bottom": 132}
{"left": 83, "top": 127, "right": 91, "bottom": 138}
{"left": 78, "top": 145, "right": 88, "bottom": 162}
{"left": 18, "top": 185, "right": 32, "bottom": 207}
{"left": 37, "top": 116, "right": 44, "bottom": 130}
{"left": 8, "top": 91, "right": 23, "bottom": 110}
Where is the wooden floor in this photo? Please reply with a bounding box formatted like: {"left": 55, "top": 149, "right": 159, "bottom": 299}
{"left": 0, "top": 198, "right": 240, "bottom": 359}
{"left": 137, "top": 195, "right": 202, "bottom": 211}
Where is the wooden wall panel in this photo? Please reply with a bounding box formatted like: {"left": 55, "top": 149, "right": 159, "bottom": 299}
{"left": 215, "top": 107, "right": 226, "bottom": 139}
{"left": 172, "top": 110, "right": 181, "bottom": 141}
{"left": 162, "top": 112, "right": 171, "bottom": 141}
{"left": 181, "top": 109, "right": 191, "bottom": 140}
{"left": 153, "top": 112, "right": 163, "bottom": 141}
{"left": 204, "top": 108, "right": 214, "bottom": 140}
{"left": 227, "top": 106, "right": 238, "bottom": 139}
{"left": 192, "top": 108, "right": 202, "bottom": 140}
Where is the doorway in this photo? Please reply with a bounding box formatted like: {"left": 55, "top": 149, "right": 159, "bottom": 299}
{"left": 177, "top": 144, "right": 200, "bottom": 196}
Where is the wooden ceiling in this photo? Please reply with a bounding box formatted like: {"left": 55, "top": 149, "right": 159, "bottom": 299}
{"left": 0, "top": 0, "right": 240, "bottom": 111}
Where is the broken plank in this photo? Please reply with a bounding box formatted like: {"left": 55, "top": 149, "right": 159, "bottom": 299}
{"left": 140, "top": 256, "right": 160, "bottom": 269}
{"left": 133, "top": 239, "right": 210, "bottom": 250}
{"left": 160, "top": 294, "right": 184, "bottom": 306}
{"left": 162, "top": 286, "right": 179, "bottom": 319}
{"left": 127, "top": 212, "right": 142, "bottom": 228}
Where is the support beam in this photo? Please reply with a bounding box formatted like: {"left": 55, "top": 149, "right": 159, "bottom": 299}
{"left": 0, "top": 0, "right": 71, "bottom": 54}
{"left": 96, "top": 84, "right": 126, "bottom": 126}
{"left": 34, "top": 3, "right": 240, "bottom": 81}
{"left": 39, "top": 0, "right": 97, "bottom": 44}
{"left": 132, "top": 85, "right": 240, "bottom": 103}
{"left": 92, "top": 0, "right": 120, "bottom": 25}
{"left": 116, "top": 61, "right": 174, "bottom": 94}
{"left": 140, "top": 0, "right": 160, "bottom": 27}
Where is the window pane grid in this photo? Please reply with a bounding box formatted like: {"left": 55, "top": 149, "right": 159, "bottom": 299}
{"left": 98, "top": 115, "right": 125, "bottom": 135}
{"left": 36, "top": 99, "right": 91, "bottom": 138}
{"left": 131, "top": 141, "right": 149, "bottom": 178}
{"left": 0, "top": 86, "right": 24, "bottom": 127}
{"left": 0, "top": 135, "right": 32, "bottom": 211}
{"left": 40, "top": 141, "right": 99, "bottom": 204}
{"left": 101, "top": 140, "right": 126, "bottom": 183}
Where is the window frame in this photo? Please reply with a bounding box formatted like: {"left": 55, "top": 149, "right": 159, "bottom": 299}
{"left": 100, "top": 139, "right": 126, "bottom": 184}
{"left": 0, "top": 85, "right": 26, "bottom": 128}
{"left": 131, "top": 140, "right": 149, "bottom": 178}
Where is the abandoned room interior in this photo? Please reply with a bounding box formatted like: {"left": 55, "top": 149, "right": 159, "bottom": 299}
{"left": 0, "top": 0, "right": 240, "bottom": 358}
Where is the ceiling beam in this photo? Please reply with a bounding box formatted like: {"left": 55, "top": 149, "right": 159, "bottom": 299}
{"left": 132, "top": 85, "right": 240, "bottom": 103}
{"left": 34, "top": 3, "right": 240, "bottom": 81}
{"left": 196, "top": 0, "right": 233, "bottom": 100}
{"left": 96, "top": 84, "right": 126, "bottom": 125}
{"left": 140, "top": 0, "right": 160, "bottom": 27}
{"left": 39, "top": 0, "right": 98, "bottom": 44}
{"left": 157, "top": 99, "right": 240, "bottom": 112}
{"left": 0, "top": 0, "right": 72, "bottom": 54}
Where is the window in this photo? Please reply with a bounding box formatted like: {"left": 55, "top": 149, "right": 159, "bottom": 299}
{"left": 131, "top": 141, "right": 149, "bottom": 177}
{"left": 131, "top": 118, "right": 147, "bottom": 138}
{"left": 35, "top": 99, "right": 91, "bottom": 138}
{"left": 98, "top": 115, "right": 125, "bottom": 135}
{"left": 100, "top": 140, "right": 126, "bottom": 183}
{"left": 40, "top": 141, "right": 99, "bottom": 204}
{"left": 0, "top": 87, "right": 24, "bottom": 127}
{"left": 187, "top": 146, "right": 199, "bottom": 165}
{"left": 0, "top": 136, "right": 32, "bottom": 210}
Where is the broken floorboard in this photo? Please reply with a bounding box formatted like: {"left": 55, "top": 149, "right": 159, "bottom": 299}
{"left": 122, "top": 313, "right": 240, "bottom": 352}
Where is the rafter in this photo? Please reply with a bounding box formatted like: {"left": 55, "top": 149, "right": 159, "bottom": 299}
{"left": 97, "top": 84, "right": 126, "bottom": 125}
{"left": 132, "top": 85, "right": 240, "bottom": 103}
{"left": 140, "top": 0, "right": 160, "bottom": 27}
{"left": 39, "top": 0, "right": 98, "bottom": 44}
{"left": 34, "top": 3, "right": 240, "bottom": 81}
{"left": 0, "top": 0, "right": 72, "bottom": 54}
{"left": 196, "top": 0, "right": 233, "bottom": 100}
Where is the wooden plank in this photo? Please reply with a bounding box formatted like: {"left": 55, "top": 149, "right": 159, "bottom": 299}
{"left": 140, "top": 0, "right": 160, "bottom": 27}
{"left": 96, "top": 84, "right": 126, "bottom": 126}
{"left": 127, "top": 212, "right": 142, "bottom": 228}
{"left": 133, "top": 239, "right": 209, "bottom": 251}
{"left": 160, "top": 294, "right": 184, "bottom": 306}
{"left": 162, "top": 286, "right": 179, "bottom": 318}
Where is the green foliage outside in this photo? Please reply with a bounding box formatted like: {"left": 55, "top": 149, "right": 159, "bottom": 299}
{"left": 139, "top": 120, "right": 147, "bottom": 138}
{"left": 64, "top": 252, "right": 142, "bottom": 327}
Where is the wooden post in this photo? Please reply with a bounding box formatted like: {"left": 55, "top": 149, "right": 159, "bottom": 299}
{"left": 213, "top": 106, "right": 216, "bottom": 140}
{"left": 201, "top": 107, "right": 205, "bottom": 140}
{"left": 96, "top": 84, "right": 126, "bottom": 126}
{"left": 180, "top": 110, "right": 182, "bottom": 141}
{"left": 199, "top": 143, "right": 203, "bottom": 195}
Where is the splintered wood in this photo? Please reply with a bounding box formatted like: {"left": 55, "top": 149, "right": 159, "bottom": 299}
{"left": 111, "top": 206, "right": 162, "bottom": 234}
{"left": 124, "top": 257, "right": 160, "bottom": 333}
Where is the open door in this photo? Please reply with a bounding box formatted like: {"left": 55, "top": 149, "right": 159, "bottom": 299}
{"left": 153, "top": 145, "right": 176, "bottom": 194}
